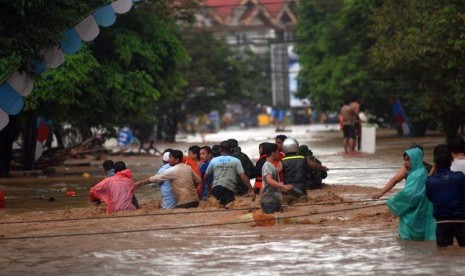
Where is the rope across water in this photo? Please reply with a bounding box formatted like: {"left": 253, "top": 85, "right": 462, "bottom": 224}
{"left": 0, "top": 200, "right": 388, "bottom": 240}
{"left": 0, "top": 198, "right": 388, "bottom": 225}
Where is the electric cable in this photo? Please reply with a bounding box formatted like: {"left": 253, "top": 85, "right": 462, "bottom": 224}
{"left": 0, "top": 202, "right": 387, "bottom": 240}
{"left": 0, "top": 198, "right": 388, "bottom": 225}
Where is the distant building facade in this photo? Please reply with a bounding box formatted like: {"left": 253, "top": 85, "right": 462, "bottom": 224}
{"left": 195, "top": 0, "right": 299, "bottom": 109}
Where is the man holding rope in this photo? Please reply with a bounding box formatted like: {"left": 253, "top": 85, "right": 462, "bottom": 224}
{"left": 90, "top": 161, "right": 136, "bottom": 214}
{"left": 204, "top": 140, "right": 255, "bottom": 206}
{"left": 135, "top": 150, "right": 201, "bottom": 209}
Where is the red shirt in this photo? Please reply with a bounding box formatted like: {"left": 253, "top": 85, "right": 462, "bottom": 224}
{"left": 90, "top": 169, "right": 136, "bottom": 214}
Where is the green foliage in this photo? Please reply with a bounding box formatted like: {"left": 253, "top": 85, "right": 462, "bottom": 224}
{"left": 97, "top": 5, "right": 190, "bottom": 140}
{"left": 235, "top": 50, "right": 272, "bottom": 106}
{"left": 177, "top": 27, "right": 243, "bottom": 113}
{"left": 1, "top": 0, "right": 193, "bottom": 142}
{"left": 370, "top": 0, "right": 465, "bottom": 136}
{"left": 177, "top": 28, "right": 272, "bottom": 115}
{"left": 296, "top": 0, "right": 380, "bottom": 113}
{"left": 28, "top": 46, "right": 104, "bottom": 129}
{"left": 0, "top": 0, "right": 106, "bottom": 75}
{"left": 296, "top": 0, "right": 465, "bottom": 136}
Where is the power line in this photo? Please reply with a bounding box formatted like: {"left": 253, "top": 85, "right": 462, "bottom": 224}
{"left": 0, "top": 202, "right": 386, "bottom": 240}
{"left": 0, "top": 198, "right": 388, "bottom": 225}
{"left": 193, "top": 0, "right": 343, "bottom": 9}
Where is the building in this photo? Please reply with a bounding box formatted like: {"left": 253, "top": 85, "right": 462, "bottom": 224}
{"left": 195, "top": 1, "right": 309, "bottom": 123}
{"left": 195, "top": 0, "right": 297, "bottom": 53}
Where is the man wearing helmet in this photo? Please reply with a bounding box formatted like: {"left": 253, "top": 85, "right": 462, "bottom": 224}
{"left": 277, "top": 137, "right": 329, "bottom": 204}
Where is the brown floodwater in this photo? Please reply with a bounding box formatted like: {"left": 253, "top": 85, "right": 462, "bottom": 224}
{"left": 2, "top": 224, "right": 465, "bottom": 275}
{"left": 1, "top": 125, "right": 462, "bottom": 275}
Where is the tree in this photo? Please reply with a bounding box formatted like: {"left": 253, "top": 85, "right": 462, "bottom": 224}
{"left": 158, "top": 27, "right": 274, "bottom": 140}
{"left": 0, "top": 0, "right": 107, "bottom": 172}
{"left": 0, "top": 0, "right": 196, "bottom": 174}
{"left": 0, "top": 0, "right": 106, "bottom": 78}
{"left": 370, "top": 0, "right": 465, "bottom": 137}
{"left": 236, "top": 50, "right": 272, "bottom": 106}
{"left": 295, "top": 0, "right": 382, "bottom": 116}
{"left": 90, "top": 2, "right": 190, "bottom": 143}
{"left": 153, "top": 27, "right": 248, "bottom": 141}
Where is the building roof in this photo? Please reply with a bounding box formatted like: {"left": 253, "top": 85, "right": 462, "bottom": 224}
{"left": 258, "top": 0, "right": 285, "bottom": 17}
{"left": 204, "top": 0, "right": 242, "bottom": 20}
{"left": 202, "top": 0, "right": 295, "bottom": 26}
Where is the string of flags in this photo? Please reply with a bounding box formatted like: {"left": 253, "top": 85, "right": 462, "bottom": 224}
{"left": 0, "top": 0, "right": 142, "bottom": 131}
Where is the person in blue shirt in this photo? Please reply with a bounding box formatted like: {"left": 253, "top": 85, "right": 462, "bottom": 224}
{"left": 102, "top": 160, "right": 115, "bottom": 177}
{"left": 426, "top": 144, "right": 465, "bottom": 247}
{"left": 204, "top": 141, "right": 255, "bottom": 206}
{"left": 152, "top": 150, "right": 177, "bottom": 209}
{"left": 199, "top": 146, "right": 213, "bottom": 200}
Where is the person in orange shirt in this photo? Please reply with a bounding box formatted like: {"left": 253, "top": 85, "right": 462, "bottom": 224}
{"left": 188, "top": 145, "right": 203, "bottom": 169}
{"left": 274, "top": 134, "right": 287, "bottom": 181}
{"left": 274, "top": 135, "right": 287, "bottom": 160}
{"left": 254, "top": 141, "right": 283, "bottom": 195}
{"left": 253, "top": 143, "right": 267, "bottom": 195}
{"left": 182, "top": 148, "right": 202, "bottom": 197}
{"left": 182, "top": 153, "right": 202, "bottom": 179}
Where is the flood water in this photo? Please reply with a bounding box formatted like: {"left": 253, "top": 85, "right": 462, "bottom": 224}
{"left": 3, "top": 225, "right": 465, "bottom": 275}
{"left": 2, "top": 124, "right": 463, "bottom": 275}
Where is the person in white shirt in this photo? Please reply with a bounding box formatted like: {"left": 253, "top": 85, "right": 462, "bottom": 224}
{"left": 447, "top": 135, "right": 465, "bottom": 174}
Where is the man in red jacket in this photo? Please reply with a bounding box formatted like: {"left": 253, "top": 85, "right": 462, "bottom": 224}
{"left": 90, "top": 161, "right": 136, "bottom": 214}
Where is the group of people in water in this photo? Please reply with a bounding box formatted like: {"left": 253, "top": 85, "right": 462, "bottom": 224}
{"left": 89, "top": 132, "right": 465, "bottom": 248}
{"left": 89, "top": 135, "right": 329, "bottom": 215}
{"left": 373, "top": 136, "right": 465, "bottom": 248}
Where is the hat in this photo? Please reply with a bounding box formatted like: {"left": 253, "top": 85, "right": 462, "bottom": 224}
{"left": 283, "top": 138, "right": 299, "bottom": 154}
{"left": 162, "top": 152, "right": 170, "bottom": 162}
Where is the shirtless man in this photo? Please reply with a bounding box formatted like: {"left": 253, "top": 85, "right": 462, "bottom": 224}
{"left": 340, "top": 97, "right": 359, "bottom": 154}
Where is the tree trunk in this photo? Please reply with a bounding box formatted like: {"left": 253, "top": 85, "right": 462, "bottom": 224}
{"left": 0, "top": 116, "right": 20, "bottom": 177}
{"left": 23, "top": 114, "right": 37, "bottom": 170}
{"left": 45, "top": 124, "right": 64, "bottom": 149}
{"left": 443, "top": 109, "right": 462, "bottom": 139}
{"left": 156, "top": 119, "right": 164, "bottom": 141}
{"left": 411, "top": 120, "right": 428, "bottom": 137}
{"left": 164, "top": 102, "right": 181, "bottom": 142}
{"left": 78, "top": 127, "right": 93, "bottom": 141}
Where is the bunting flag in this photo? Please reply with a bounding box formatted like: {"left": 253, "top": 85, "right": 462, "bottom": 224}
{"left": 7, "top": 71, "right": 34, "bottom": 96}
{"left": 75, "top": 16, "right": 100, "bottom": 42}
{"left": 0, "top": 83, "right": 24, "bottom": 115}
{"left": 391, "top": 99, "right": 414, "bottom": 137}
{"left": 35, "top": 117, "right": 50, "bottom": 160}
{"left": 0, "top": 108, "right": 8, "bottom": 130}
{"left": 40, "top": 46, "right": 65, "bottom": 69}
{"left": 0, "top": 0, "right": 140, "bottom": 131}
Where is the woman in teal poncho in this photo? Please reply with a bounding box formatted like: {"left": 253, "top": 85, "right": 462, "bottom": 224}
{"left": 386, "top": 147, "right": 436, "bottom": 241}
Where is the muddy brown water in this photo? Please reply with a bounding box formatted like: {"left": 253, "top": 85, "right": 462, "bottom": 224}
{"left": 2, "top": 125, "right": 464, "bottom": 275}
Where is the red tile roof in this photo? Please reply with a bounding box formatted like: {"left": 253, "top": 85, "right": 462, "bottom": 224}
{"left": 204, "top": 0, "right": 243, "bottom": 19}
{"left": 258, "top": 0, "right": 285, "bottom": 17}
{"left": 204, "top": 0, "right": 288, "bottom": 20}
